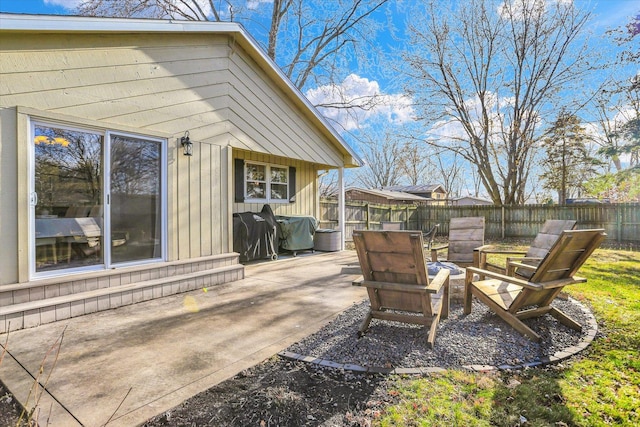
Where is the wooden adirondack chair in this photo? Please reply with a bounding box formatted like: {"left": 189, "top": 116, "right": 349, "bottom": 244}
{"left": 476, "top": 219, "right": 577, "bottom": 278}
{"left": 464, "top": 229, "right": 606, "bottom": 341}
{"left": 431, "top": 217, "right": 485, "bottom": 267}
{"left": 352, "top": 230, "right": 450, "bottom": 348}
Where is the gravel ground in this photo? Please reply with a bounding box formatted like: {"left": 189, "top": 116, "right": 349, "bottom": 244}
{"left": 143, "top": 298, "right": 594, "bottom": 426}
{"left": 286, "top": 298, "right": 590, "bottom": 369}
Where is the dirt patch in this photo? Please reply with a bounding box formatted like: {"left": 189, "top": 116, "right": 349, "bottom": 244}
{"left": 0, "top": 379, "right": 31, "bottom": 426}
{"left": 143, "top": 357, "right": 397, "bottom": 427}
{"left": 0, "top": 357, "right": 395, "bottom": 426}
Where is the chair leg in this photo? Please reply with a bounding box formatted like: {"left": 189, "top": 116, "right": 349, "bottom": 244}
{"left": 498, "top": 310, "right": 542, "bottom": 342}
{"left": 426, "top": 311, "right": 442, "bottom": 349}
{"left": 463, "top": 269, "right": 474, "bottom": 314}
{"left": 472, "top": 288, "right": 542, "bottom": 342}
{"left": 549, "top": 307, "right": 582, "bottom": 331}
{"left": 442, "top": 274, "right": 450, "bottom": 319}
{"left": 357, "top": 311, "right": 373, "bottom": 338}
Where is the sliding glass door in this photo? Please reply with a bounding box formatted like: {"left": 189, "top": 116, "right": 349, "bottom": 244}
{"left": 109, "top": 134, "right": 162, "bottom": 264}
{"left": 32, "top": 122, "right": 165, "bottom": 276}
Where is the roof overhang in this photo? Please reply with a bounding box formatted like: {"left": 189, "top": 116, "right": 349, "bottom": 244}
{"left": 0, "top": 13, "right": 364, "bottom": 168}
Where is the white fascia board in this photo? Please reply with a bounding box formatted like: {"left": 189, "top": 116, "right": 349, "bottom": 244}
{"left": 0, "top": 13, "right": 364, "bottom": 168}
{"left": 0, "top": 13, "right": 239, "bottom": 33}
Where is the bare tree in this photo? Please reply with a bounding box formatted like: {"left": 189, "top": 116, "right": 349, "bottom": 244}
{"left": 272, "top": 0, "right": 388, "bottom": 90}
{"left": 76, "top": 0, "right": 389, "bottom": 93}
{"left": 431, "top": 151, "right": 464, "bottom": 199}
{"left": 400, "top": 0, "right": 596, "bottom": 205}
{"left": 354, "top": 133, "right": 404, "bottom": 188}
{"left": 399, "top": 141, "right": 430, "bottom": 186}
{"left": 76, "top": 0, "right": 224, "bottom": 20}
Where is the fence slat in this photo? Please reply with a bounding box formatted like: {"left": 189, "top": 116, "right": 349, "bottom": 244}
{"left": 319, "top": 200, "right": 640, "bottom": 244}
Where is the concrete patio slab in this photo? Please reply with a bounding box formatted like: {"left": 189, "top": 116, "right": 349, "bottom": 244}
{"left": 0, "top": 251, "right": 365, "bottom": 427}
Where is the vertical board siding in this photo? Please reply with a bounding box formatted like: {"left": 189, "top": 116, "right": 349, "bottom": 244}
{"left": 200, "top": 144, "right": 213, "bottom": 256}
{"left": 320, "top": 200, "right": 640, "bottom": 244}
{"left": 176, "top": 143, "right": 226, "bottom": 260}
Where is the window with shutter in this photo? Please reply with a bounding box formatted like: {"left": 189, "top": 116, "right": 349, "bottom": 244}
{"left": 235, "top": 160, "right": 295, "bottom": 204}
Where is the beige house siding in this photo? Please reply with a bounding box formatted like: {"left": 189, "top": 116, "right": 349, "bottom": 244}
{"left": 0, "top": 15, "right": 359, "bottom": 332}
{"left": 0, "top": 29, "right": 345, "bottom": 285}
{"left": 225, "top": 50, "right": 344, "bottom": 168}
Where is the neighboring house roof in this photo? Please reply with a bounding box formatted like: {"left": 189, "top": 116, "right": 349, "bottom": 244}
{"left": 346, "top": 187, "right": 429, "bottom": 201}
{"left": 384, "top": 184, "right": 446, "bottom": 193}
{"left": 0, "top": 13, "right": 363, "bottom": 168}
{"left": 452, "top": 196, "right": 493, "bottom": 204}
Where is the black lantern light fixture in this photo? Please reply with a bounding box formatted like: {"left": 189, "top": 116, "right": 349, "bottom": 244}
{"left": 180, "top": 131, "right": 193, "bottom": 156}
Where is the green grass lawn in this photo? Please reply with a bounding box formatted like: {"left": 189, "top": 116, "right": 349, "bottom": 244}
{"left": 374, "top": 248, "right": 640, "bottom": 427}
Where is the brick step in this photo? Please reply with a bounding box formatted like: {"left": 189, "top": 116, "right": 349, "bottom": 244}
{"left": 1, "top": 261, "right": 244, "bottom": 332}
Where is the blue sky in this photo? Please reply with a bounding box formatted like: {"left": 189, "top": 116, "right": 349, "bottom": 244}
{"left": 1, "top": 0, "right": 638, "bottom": 197}
{"left": 1, "top": 0, "right": 636, "bottom": 35}
{"left": 2, "top": 1, "right": 637, "bottom": 115}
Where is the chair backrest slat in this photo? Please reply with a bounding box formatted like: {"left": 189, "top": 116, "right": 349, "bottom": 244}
{"left": 526, "top": 219, "right": 577, "bottom": 259}
{"left": 448, "top": 217, "right": 485, "bottom": 264}
{"left": 353, "top": 230, "right": 428, "bottom": 286}
{"left": 529, "top": 229, "right": 606, "bottom": 283}
{"left": 516, "top": 219, "right": 577, "bottom": 278}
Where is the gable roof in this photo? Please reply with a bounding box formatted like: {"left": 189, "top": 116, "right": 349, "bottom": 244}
{"left": 0, "top": 13, "right": 363, "bottom": 168}
{"left": 346, "top": 187, "right": 429, "bottom": 202}
{"left": 384, "top": 184, "right": 446, "bottom": 193}
{"left": 452, "top": 196, "right": 493, "bottom": 204}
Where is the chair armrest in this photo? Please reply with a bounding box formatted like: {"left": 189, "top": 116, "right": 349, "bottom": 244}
{"left": 479, "top": 248, "right": 528, "bottom": 256}
{"left": 506, "top": 257, "right": 543, "bottom": 276}
{"left": 467, "top": 267, "right": 585, "bottom": 291}
{"left": 508, "top": 256, "right": 543, "bottom": 263}
{"left": 465, "top": 266, "right": 531, "bottom": 288}
{"left": 426, "top": 268, "right": 450, "bottom": 293}
{"left": 352, "top": 275, "right": 364, "bottom": 286}
{"left": 507, "top": 260, "right": 540, "bottom": 271}
{"left": 464, "top": 267, "right": 543, "bottom": 292}
{"left": 539, "top": 277, "right": 586, "bottom": 289}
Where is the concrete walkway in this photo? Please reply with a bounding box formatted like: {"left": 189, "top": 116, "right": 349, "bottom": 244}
{"left": 0, "top": 251, "right": 365, "bottom": 427}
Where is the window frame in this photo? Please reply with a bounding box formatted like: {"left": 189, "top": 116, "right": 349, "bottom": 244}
{"left": 243, "top": 161, "right": 290, "bottom": 204}
{"left": 29, "top": 118, "right": 167, "bottom": 279}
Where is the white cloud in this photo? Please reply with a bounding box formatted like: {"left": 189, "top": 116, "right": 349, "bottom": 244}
{"left": 246, "top": 0, "right": 273, "bottom": 10}
{"left": 306, "top": 74, "right": 414, "bottom": 131}
{"left": 425, "top": 91, "right": 535, "bottom": 146}
{"left": 426, "top": 119, "right": 469, "bottom": 143}
{"left": 497, "top": 0, "right": 574, "bottom": 21}
{"left": 44, "top": 0, "right": 82, "bottom": 8}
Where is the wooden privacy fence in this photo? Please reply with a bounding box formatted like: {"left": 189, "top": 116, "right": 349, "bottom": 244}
{"left": 318, "top": 200, "right": 640, "bottom": 244}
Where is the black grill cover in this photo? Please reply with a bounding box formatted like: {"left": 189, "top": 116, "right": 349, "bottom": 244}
{"left": 233, "top": 205, "right": 279, "bottom": 262}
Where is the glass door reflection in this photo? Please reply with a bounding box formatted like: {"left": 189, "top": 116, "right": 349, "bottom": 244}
{"left": 34, "top": 125, "right": 104, "bottom": 272}
{"left": 110, "top": 134, "right": 162, "bottom": 264}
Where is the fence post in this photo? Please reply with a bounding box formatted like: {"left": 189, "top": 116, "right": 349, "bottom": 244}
{"left": 617, "top": 206, "right": 622, "bottom": 243}
{"left": 501, "top": 205, "right": 505, "bottom": 239}
{"left": 366, "top": 203, "right": 370, "bottom": 230}
{"left": 405, "top": 205, "right": 409, "bottom": 230}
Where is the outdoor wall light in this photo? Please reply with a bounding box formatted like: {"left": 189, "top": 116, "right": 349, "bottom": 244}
{"left": 180, "top": 131, "right": 193, "bottom": 156}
